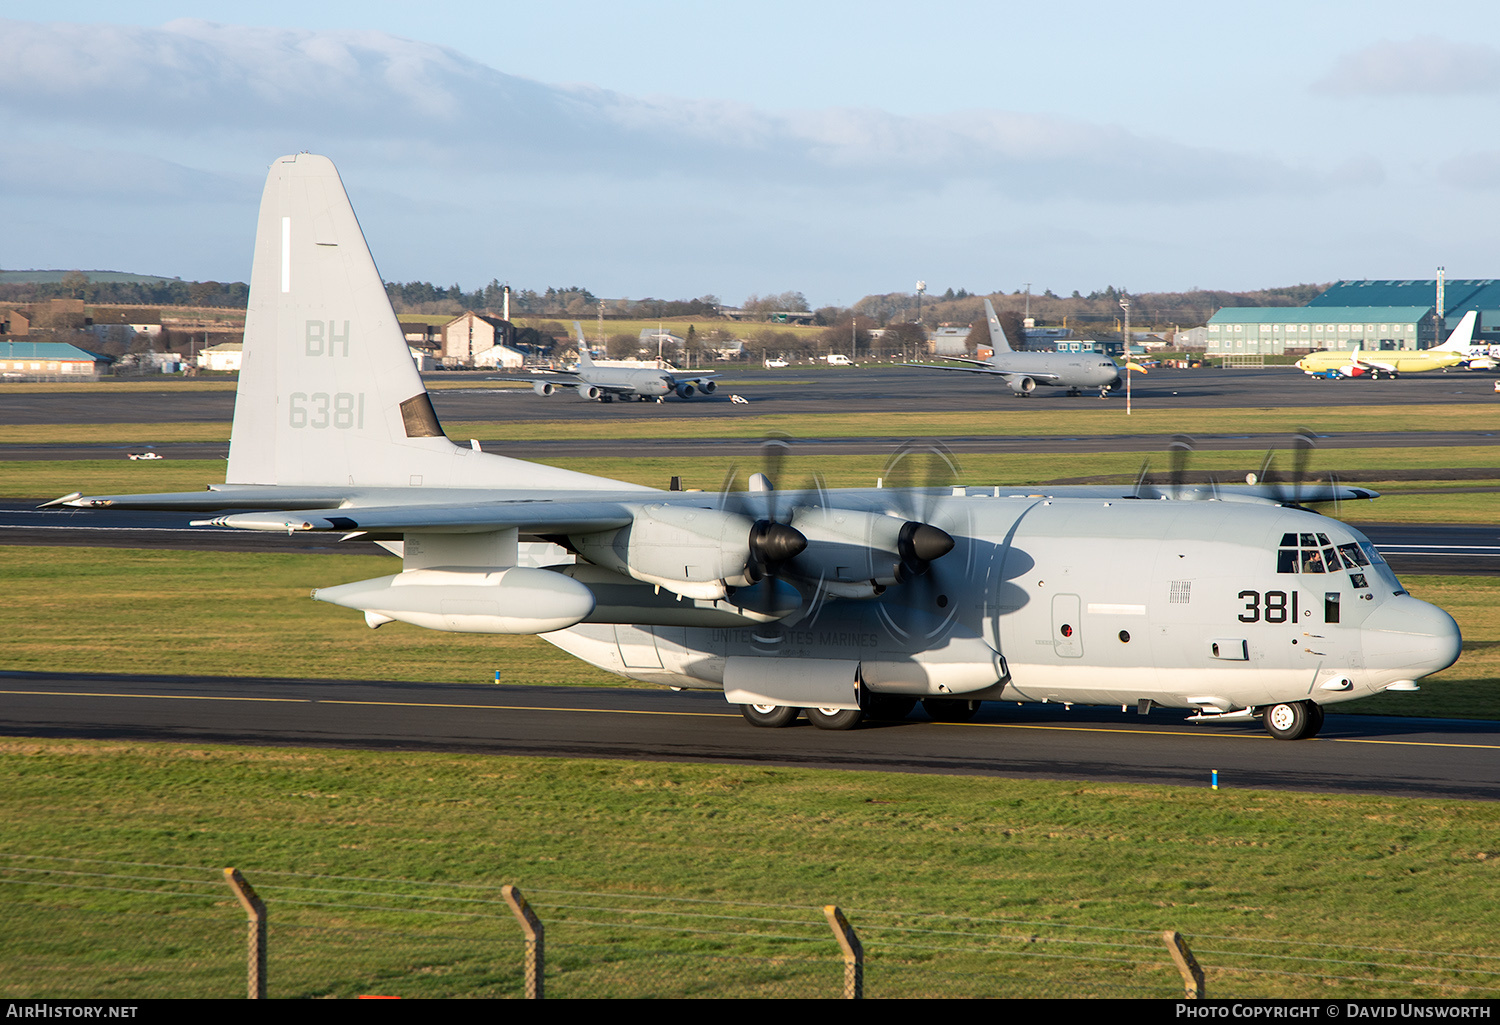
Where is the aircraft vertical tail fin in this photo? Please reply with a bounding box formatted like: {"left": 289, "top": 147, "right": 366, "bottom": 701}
{"left": 226, "top": 154, "right": 635, "bottom": 493}
{"left": 574, "top": 322, "right": 596, "bottom": 367}
{"left": 983, "top": 298, "right": 1015, "bottom": 354}
{"left": 1436, "top": 310, "right": 1478, "bottom": 352}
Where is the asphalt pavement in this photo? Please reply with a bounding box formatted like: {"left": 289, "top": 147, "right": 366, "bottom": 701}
{"left": 3, "top": 671, "right": 1495, "bottom": 800}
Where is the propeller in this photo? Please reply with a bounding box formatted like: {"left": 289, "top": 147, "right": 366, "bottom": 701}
{"left": 1133, "top": 435, "right": 1215, "bottom": 500}
{"left": 1253, "top": 427, "right": 1319, "bottom": 506}
{"left": 880, "top": 440, "right": 958, "bottom": 582}
{"left": 1169, "top": 434, "right": 1195, "bottom": 499}
{"left": 717, "top": 433, "right": 813, "bottom": 607}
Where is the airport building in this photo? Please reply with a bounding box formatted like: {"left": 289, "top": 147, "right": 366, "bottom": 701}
{"left": 0, "top": 341, "right": 113, "bottom": 377}
{"left": 1206, "top": 278, "right": 1500, "bottom": 356}
{"left": 1309, "top": 279, "right": 1500, "bottom": 345}
{"left": 1205, "top": 306, "right": 1433, "bottom": 356}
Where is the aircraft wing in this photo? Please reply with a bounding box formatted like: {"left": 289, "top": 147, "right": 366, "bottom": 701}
{"left": 909, "top": 361, "right": 1064, "bottom": 385}
{"left": 194, "top": 499, "right": 638, "bottom": 536}
{"left": 1349, "top": 354, "right": 1398, "bottom": 373}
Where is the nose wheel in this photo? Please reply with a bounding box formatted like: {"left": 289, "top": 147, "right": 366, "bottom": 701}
{"left": 1261, "top": 700, "right": 1324, "bottom": 740}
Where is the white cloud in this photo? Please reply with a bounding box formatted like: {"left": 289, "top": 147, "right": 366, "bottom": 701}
{"left": 0, "top": 18, "right": 1311, "bottom": 205}
{"left": 1314, "top": 36, "right": 1500, "bottom": 96}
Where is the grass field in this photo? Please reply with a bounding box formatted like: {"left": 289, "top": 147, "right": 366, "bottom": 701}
{"left": 0, "top": 740, "right": 1495, "bottom": 998}
{"left": 0, "top": 741, "right": 1494, "bottom": 996}
{"left": 6, "top": 401, "right": 1500, "bottom": 446}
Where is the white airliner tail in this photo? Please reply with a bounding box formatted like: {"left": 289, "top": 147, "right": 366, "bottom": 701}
{"left": 573, "top": 322, "right": 597, "bottom": 367}
{"left": 1435, "top": 310, "right": 1478, "bottom": 353}
{"left": 227, "top": 154, "right": 631, "bottom": 493}
{"left": 983, "top": 298, "right": 1014, "bottom": 354}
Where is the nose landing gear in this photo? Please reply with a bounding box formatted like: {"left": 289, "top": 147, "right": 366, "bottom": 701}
{"left": 1261, "top": 700, "right": 1325, "bottom": 740}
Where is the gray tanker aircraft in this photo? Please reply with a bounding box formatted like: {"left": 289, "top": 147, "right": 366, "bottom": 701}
{"left": 530, "top": 325, "right": 717, "bottom": 402}
{"left": 913, "top": 298, "right": 1132, "bottom": 397}
{"left": 49, "top": 154, "right": 1461, "bottom": 741}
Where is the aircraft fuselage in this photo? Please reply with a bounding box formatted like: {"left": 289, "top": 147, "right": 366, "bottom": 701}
{"left": 543, "top": 494, "right": 1458, "bottom": 717}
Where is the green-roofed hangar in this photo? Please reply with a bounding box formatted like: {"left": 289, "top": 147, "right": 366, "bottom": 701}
{"left": 1207, "top": 306, "right": 1432, "bottom": 356}
{"left": 1205, "top": 278, "right": 1500, "bottom": 356}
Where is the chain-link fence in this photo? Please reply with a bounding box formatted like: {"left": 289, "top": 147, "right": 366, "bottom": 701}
{"left": 2, "top": 854, "right": 1496, "bottom": 999}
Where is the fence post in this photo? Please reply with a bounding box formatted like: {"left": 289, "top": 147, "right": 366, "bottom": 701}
{"left": 223, "top": 868, "right": 266, "bottom": 999}
{"left": 503, "top": 884, "right": 544, "bottom": 999}
{"left": 1164, "top": 930, "right": 1205, "bottom": 999}
{"left": 824, "top": 905, "right": 863, "bottom": 999}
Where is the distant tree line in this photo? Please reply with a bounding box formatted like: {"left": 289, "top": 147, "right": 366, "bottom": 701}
{"left": 853, "top": 283, "right": 1330, "bottom": 333}
{"left": 0, "top": 272, "right": 248, "bottom": 308}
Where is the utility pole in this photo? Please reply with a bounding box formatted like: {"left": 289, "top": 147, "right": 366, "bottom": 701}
{"left": 1435, "top": 266, "right": 1445, "bottom": 350}
{"left": 1120, "top": 295, "right": 1132, "bottom": 416}
{"left": 915, "top": 280, "right": 926, "bottom": 326}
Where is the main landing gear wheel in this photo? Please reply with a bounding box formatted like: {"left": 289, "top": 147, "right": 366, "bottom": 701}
{"left": 923, "top": 698, "right": 980, "bottom": 723}
{"left": 1261, "top": 700, "right": 1323, "bottom": 740}
{"left": 805, "top": 707, "right": 864, "bottom": 731}
{"left": 740, "top": 704, "right": 799, "bottom": 728}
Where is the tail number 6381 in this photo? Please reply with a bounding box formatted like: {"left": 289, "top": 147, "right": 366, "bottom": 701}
{"left": 289, "top": 391, "right": 365, "bottom": 429}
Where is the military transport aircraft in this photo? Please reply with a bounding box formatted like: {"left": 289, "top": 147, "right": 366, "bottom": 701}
{"left": 530, "top": 324, "right": 717, "bottom": 402}
{"left": 911, "top": 299, "right": 1135, "bottom": 397}
{"left": 1296, "top": 312, "right": 1479, "bottom": 378}
{"left": 48, "top": 154, "right": 1461, "bottom": 741}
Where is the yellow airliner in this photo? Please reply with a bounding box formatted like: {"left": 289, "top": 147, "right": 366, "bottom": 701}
{"left": 1296, "top": 312, "right": 1475, "bottom": 378}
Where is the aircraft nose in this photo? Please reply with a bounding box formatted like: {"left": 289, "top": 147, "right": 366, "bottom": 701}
{"left": 1361, "top": 595, "right": 1462, "bottom": 679}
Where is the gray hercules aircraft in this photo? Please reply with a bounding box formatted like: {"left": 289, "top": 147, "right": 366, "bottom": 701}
{"left": 531, "top": 324, "right": 717, "bottom": 402}
{"left": 49, "top": 154, "right": 1461, "bottom": 741}
{"left": 913, "top": 298, "right": 1129, "bottom": 397}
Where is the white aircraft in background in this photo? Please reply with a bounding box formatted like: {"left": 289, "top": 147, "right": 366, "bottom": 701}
{"left": 49, "top": 154, "right": 1461, "bottom": 742}
{"left": 912, "top": 299, "right": 1140, "bottom": 397}
{"left": 1297, "top": 312, "right": 1487, "bottom": 377}
{"left": 531, "top": 324, "right": 717, "bottom": 402}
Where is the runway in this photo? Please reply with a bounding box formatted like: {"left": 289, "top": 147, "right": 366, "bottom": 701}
{"left": 4, "top": 365, "right": 1500, "bottom": 427}
{"left": 2, "top": 671, "right": 1494, "bottom": 800}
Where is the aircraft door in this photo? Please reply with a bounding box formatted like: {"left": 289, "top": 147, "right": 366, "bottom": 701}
{"left": 1051, "top": 593, "right": 1083, "bottom": 658}
{"left": 614, "top": 624, "right": 663, "bottom": 668}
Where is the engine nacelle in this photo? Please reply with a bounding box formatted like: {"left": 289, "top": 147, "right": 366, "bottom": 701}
{"left": 1011, "top": 376, "right": 1036, "bottom": 395}
{"left": 786, "top": 509, "right": 954, "bottom": 595}
{"left": 699, "top": 380, "right": 717, "bottom": 394}
{"left": 533, "top": 381, "right": 556, "bottom": 396}
{"left": 570, "top": 504, "right": 760, "bottom": 600}
{"left": 675, "top": 382, "right": 696, "bottom": 398}
{"left": 312, "top": 566, "right": 596, "bottom": 634}
{"left": 579, "top": 385, "right": 603, "bottom": 400}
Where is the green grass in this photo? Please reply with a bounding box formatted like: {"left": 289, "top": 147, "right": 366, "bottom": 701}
{"left": 8, "top": 401, "right": 1500, "bottom": 447}
{"left": 0, "top": 381, "right": 237, "bottom": 395}
{"left": 0, "top": 548, "right": 616, "bottom": 686}
{"left": 0, "top": 741, "right": 1495, "bottom": 998}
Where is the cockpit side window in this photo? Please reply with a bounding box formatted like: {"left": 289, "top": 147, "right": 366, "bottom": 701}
{"left": 1277, "top": 533, "right": 1370, "bottom": 588}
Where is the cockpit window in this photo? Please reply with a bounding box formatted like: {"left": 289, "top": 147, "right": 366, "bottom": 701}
{"left": 1337, "top": 543, "right": 1369, "bottom": 569}
{"left": 1278, "top": 533, "right": 1370, "bottom": 587}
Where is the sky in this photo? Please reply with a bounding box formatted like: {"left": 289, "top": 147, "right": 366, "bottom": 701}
{"left": 5, "top": 2, "right": 1500, "bottom": 309}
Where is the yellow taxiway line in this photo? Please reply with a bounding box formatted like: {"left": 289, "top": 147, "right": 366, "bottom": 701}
{"left": 2, "top": 689, "right": 1496, "bottom": 750}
